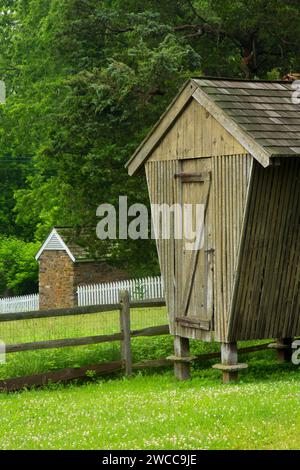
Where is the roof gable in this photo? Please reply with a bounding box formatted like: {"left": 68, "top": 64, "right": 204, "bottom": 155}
{"left": 126, "top": 80, "right": 197, "bottom": 175}
{"left": 148, "top": 97, "right": 247, "bottom": 162}
{"left": 35, "top": 228, "right": 75, "bottom": 262}
{"left": 35, "top": 227, "right": 105, "bottom": 263}
{"left": 126, "top": 78, "right": 299, "bottom": 174}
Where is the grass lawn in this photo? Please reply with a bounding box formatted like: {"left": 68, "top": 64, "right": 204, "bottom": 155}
{"left": 0, "top": 359, "right": 300, "bottom": 450}
{"left": 0, "top": 306, "right": 299, "bottom": 449}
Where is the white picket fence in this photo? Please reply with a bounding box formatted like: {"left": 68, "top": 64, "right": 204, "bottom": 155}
{"left": 77, "top": 276, "right": 164, "bottom": 307}
{"left": 0, "top": 276, "right": 164, "bottom": 313}
{"left": 0, "top": 294, "right": 39, "bottom": 314}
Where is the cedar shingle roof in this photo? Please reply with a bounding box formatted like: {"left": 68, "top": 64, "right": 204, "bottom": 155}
{"left": 55, "top": 227, "right": 105, "bottom": 262}
{"left": 126, "top": 77, "right": 300, "bottom": 175}
{"left": 193, "top": 79, "right": 300, "bottom": 156}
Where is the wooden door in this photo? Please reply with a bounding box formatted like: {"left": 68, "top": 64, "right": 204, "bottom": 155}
{"left": 175, "top": 158, "right": 213, "bottom": 332}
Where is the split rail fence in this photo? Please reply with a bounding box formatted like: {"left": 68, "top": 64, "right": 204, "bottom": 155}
{"left": 0, "top": 293, "right": 169, "bottom": 391}
{"left": 0, "top": 293, "right": 275, "bottom": 391}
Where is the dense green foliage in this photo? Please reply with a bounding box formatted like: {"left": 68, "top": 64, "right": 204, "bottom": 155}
{"left": 0, "top": 236, "right": 39, "bottom": 294}
{"left": 1, "top": 0, "right": 300, "bottom": 292}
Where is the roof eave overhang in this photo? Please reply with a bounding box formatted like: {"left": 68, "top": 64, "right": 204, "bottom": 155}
{"left": 125, "top": 79, "right": 198, "bottom": 176}
{"left": 126, "top": 79, "right": 274, "bottom": 175}
{"left": 192, "top": 87, "right": 271, "bottom": 168}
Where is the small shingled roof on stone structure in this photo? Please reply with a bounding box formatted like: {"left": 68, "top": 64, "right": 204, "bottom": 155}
{"left": 35, "top": 227, "right": 107, "bottom": 263}
{"left": 126, "top": 77, "right": 300, "bottom": 175}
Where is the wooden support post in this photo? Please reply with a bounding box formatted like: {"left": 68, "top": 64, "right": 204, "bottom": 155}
{"left": 221, "top": 342, "right": 238, "bottom": 384}
{"left": 276, "top": 338, "right": 293, "bottom": 363}
{"left": 173, "top": 336, "right": 190, "bottom": 381}
{"left": 119, "top": 290, "right": 132, "bottom": 376}
{"left": 212, "top": 342, "right": 248, "bottom": 383}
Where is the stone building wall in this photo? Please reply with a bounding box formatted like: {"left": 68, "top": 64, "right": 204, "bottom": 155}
{"left": 74, "top": 262, "right": 128, "bottom": 287}
{"left": 39, "top": 251, "right": 75, "bottom": 310}
{"left": 39, "top": 253, "right": 128, "bottom": 310}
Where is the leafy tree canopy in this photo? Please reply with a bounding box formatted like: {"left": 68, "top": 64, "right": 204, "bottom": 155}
{"left": 0, "top": 235, "right": 39, "bottom": 295}
{"left": 1, "top": 0, "right": 300, "bottom": 290}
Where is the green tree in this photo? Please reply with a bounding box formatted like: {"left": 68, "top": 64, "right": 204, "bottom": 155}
{"left": 1, "top": 0, "right": 300, "bottom": 278}
{"left": 0, "top": 236, "right": 39, "bottom": 295}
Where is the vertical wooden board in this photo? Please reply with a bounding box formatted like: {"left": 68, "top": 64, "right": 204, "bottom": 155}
{"left": 212, "top": 156, "right": 220, "bottom": 336}
{"left": 239, "top": 166, "right": 271, "bottom": 339}
{"left": 259, "top": 163, "right": 295, "bottom": 338}
{"left": 232, "top": 161, "right": 258, "bottom": 339}
{"left": 213, "top": 155, "right": 222, "bottom": 339}
{"left": 231, "top": 162, "right": 265, "bottom": 339}
{"left": 211, "top": 119, "right": 232, "bottom": 157}
{"left": 271, "top": 160, "right": 300, "bottom": 337}
{"left": 148, "top": 99, "right": 248, "bottom": 163}
{"left": 176, "top": 111, "right": 184, "bottom": 158}
{"left": 228, "top": 158, "right": 300, "bottom": 341}
{"left": 248, "top": 166, "right": 282, "bottom": 339}
{"left": 145, "top": 160, "right": 179, "bottom": 332}
{"left": 213, "top": 154, "right": 252, "bottom": 342}
{"left": 221, "top": 156, "right": 228, "bottom": 330}
{"left": 257, "top": 165, "right": 287, "bottom": 338}
{"left": 232, "top": 157, "right": 239, "bottom": 287}
{"left": 194, "top": 102, "right": 204, "bottom": 157}
{"left": 206, "top": 157, "right": 215, "bottom": 325}
{"left": 202, "top": 109, "right": 212, "bottom": 157}
{"left": 286, "top": 237, "right": 300, "bottom": 337}
{"left": 169, "top": 160, "right": 178, "bottom": 320}
{"left": 174, "top": 160, "right": 183, "bottom": 327}
{"left": 183, "top": 99, "right": 195, "bottom": 159}
{"left": 216, "top": 156, "right": 225, "bottom": 339}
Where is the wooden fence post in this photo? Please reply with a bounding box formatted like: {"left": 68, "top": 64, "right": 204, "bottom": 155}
{"left": 119, "top": 303, "right": 125, "bottom": 362}
{"left": 119, "top": 290, "right": 132, "bottom": 376}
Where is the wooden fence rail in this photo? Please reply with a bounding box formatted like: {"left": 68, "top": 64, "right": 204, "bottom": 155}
{"left": 0, "top": 342, "right": 273, "bottom": 393}
{"left": 0, "top": 298, "right": 166, "bottom": 323}
{"left": 0, "top": 293, "right": 275, "bottom": 392}
{"left": 5, "top": 325, "right": 170, "bottom": 354}
{"left": 0, "top": 293, "right": 168, "bottom": 391}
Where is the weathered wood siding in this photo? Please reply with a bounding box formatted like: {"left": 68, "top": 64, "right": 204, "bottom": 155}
{"left": 148, "top": 99, "right": 247, "bottom": 162}
{"left": 228, "top": 158, "right": 300, "bottom": 341}
{"left": 145, "top": 98, "right": 300, "bottom": 344}
{"left": 145, "top": 160, "right": 179, "bottom": 333}
{"left": 145, "top": 159, "right": 212, "bottom": 341}
{"left": 212, "top": 154, "right": 253, "bottom": 341}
